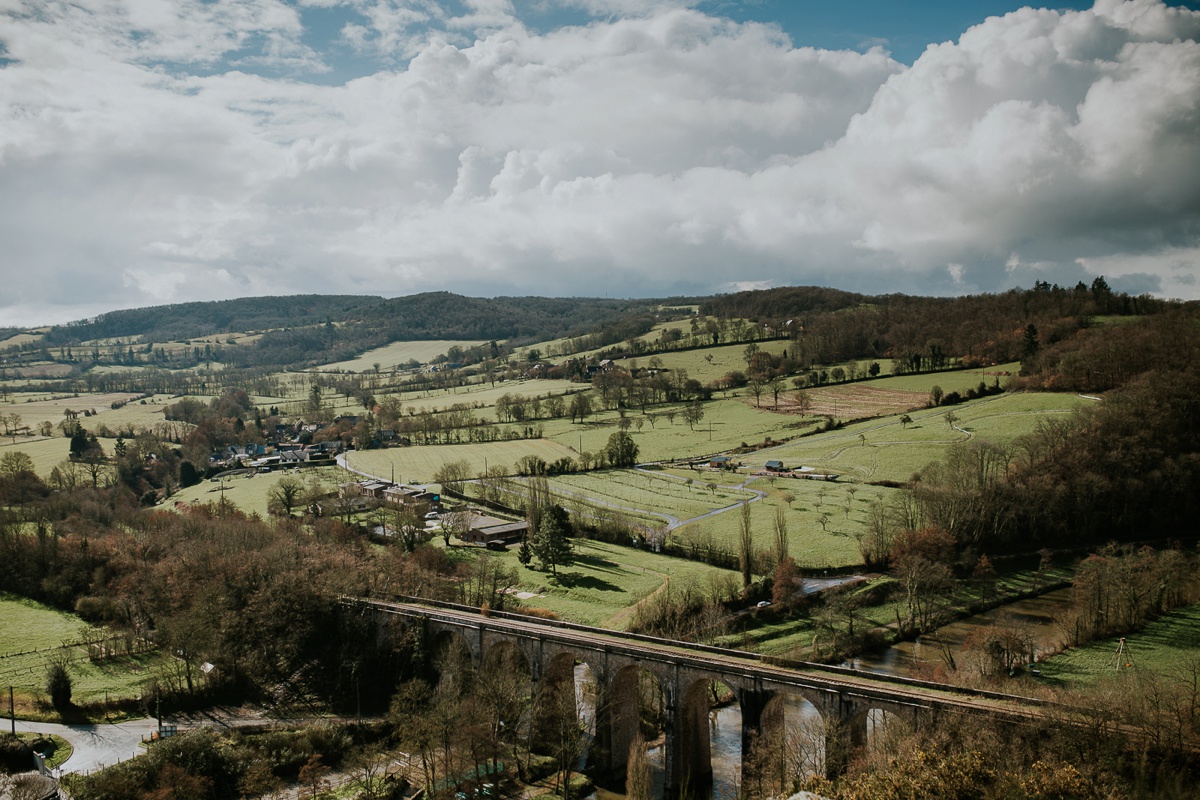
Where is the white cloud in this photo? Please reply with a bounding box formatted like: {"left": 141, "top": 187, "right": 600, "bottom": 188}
{"left": 0, "top": 0, "right": 1198, "bottom": 325}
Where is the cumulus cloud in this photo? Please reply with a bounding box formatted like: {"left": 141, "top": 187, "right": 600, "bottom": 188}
{"left": 0, "top": 0, "right": 1197, "bottom": 325}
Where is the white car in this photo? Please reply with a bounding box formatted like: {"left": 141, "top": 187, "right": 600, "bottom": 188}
{"left": 424, "top": 511, "right": 441, "bottom": 520}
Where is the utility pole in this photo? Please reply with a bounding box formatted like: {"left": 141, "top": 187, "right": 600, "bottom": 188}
{"left": 9, "top": 686, "right": 14, "bottom": 734}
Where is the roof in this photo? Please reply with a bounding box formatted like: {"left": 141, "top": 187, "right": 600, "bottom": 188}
{"left": 477, "top": 522, "right": 528, "bottom": 536}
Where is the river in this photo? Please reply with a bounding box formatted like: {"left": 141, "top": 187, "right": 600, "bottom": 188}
{"left": 848, "top": 586, "right": 1075, "bottom": 677}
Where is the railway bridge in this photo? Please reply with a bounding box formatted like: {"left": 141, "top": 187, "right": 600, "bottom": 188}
{"left": 344, "top": 596, "right": 1049, "bottom": 797}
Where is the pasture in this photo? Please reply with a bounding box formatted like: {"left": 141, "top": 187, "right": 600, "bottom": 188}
{"left": 1037, "top": 603, "right": 1200, "bottom": 686}
{"left": 667, "top": 477, "right": 890, "bottom": 570}
{"left": 0, "top": 391, "right": 145, "bottom": 431}
{"left": 0, "top": 331, "right": 47, "bottom": 348}
{"left": 543, "top": 398, "right": 814, "bottom": 464}
{"left": 755, "top": 391, "right": 1090, "bottom": 483}
{"left": 391, "top": 379, "right": 575, "bottom": 416}
{"left": 317, "top": 340, "right": 488, "bottom": 373}
{"left": 651, "top": 341, "right": 786, "bottom": 385}
{"left": 868, "top": 363, "right": 1020, "bottom": 394}
{"left": 347, "top": 439, "right": 581, "bottom": 484}
{"left": 168, "top": 465, "right": 352, "bottom": 517}
{"left": 0, "top": 593, "right": 158, "bottom": 717}
{"left": 0, "top": 437, "right": 72, "bottom": 477}
{"left": 460, "top": 538, "right": 740, "bottom": 628}
{"left": 532, "top": 316, "right": 707, "bottom": 364}
{"left": 546, "top": 470, "right": 757, "bottom": 523}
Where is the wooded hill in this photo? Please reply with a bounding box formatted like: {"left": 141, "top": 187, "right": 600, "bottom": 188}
{"left": 3, "top": 280, "right": 1195, "bottom": 382}
{"left": 13, "top": 293, "right": 671, "bottom": 371}
{"left": 699, "top": 278, "right": 1188, "bottom": 367}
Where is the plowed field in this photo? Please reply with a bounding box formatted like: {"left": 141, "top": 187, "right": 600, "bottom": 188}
{"left": 775, "top": 385, "right": 926, "bottom": 419}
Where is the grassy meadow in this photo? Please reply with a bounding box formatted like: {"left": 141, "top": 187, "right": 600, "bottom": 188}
{"left": 168, "top": 465, "right": 355, "bottom": 517}
{"left": 346, "top": 439, "right": 581, "bottom": 484}
{"left": 542, "top": 399, "right": 814, "bottom": 463}
{"left": 1037, "top": 603, "right": 1200, "bottom": 686}
{"left": 0, "top": 593, "right": 159, "bottom": 718}
{"left": 667, "top": 477, "right": 890, "bottom": 570}
{"left": 756, "top": 390, "right": 1090, "bottom": 483}
{"left": 317, "top": 339, "right": 488, "bottom": 373}
{"left": 452, "top": 538, "right": 740, "bottom": 629}
{"left": 547, "top": 470, "right": 758, "bottom": 522}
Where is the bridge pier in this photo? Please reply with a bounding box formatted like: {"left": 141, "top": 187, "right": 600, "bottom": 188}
{"left": 352, "top": 599, "right": 1031, "bottom": 798}
{"left": 814, "top": 692, "right": 869, "bottom": 778}
{"left": 736, "top": 685, "right": 775, "bottom": 798}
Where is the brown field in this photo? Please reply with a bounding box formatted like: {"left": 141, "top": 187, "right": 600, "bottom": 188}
{"left": 2, "top": 362, "right": 74, "bottom": 379}
{"left": 0, "top": 332, "right": 46, "bottom": 348}
{"left": 0, "top": 392, "right": 144, "bottom": 429}
{"left": 772, "top": 384, "right": 927, "bottom": 419}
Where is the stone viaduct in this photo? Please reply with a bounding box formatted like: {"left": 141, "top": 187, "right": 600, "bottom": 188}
{"left": 346, "top": 596, "right": 1050, "bottom": 797}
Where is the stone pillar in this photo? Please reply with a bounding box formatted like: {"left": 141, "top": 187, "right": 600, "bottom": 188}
{"left": 660, "top": 667, "right": 685, "bottom": 798}
{"left": 607, "top": 667, "right": 640, "bottom": 776}
{"left": 738, "top": 686, "right": 774, "bottom": 792}
{"left": 820, "top": 692, "right": 868, "bottom": 778}
{"left": 586, "top": 667, "right": 614, "bottom": 776}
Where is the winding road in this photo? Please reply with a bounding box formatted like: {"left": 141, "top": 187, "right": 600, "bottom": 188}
{"left": 10, "top": 717, "right": 158, "bottom": 776}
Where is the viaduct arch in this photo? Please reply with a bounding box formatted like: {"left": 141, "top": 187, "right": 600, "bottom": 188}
{"left": 351, "top": 596, "right": 1046, "bottom": 797}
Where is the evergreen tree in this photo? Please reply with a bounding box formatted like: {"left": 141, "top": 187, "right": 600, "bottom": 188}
{"left": 531, "top": 505, "right": 573, "bottom": 575}
{"left": 1021, "top": 323, "right": 1040, "bottom": 361}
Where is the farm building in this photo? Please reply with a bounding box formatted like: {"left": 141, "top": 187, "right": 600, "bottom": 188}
{"left": 383, "top": 485, "right": 440, "bottom": 510}
{"left": 461, "top": 514, "right": 529, "bottom": 547}
{"left": 338, "top": 480, "right": 390, "bottom": 499}
{"left": 764, "top": 460, "right": 786, "bottom": 472}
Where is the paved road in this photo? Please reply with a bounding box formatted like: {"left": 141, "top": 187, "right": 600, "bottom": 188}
{"left": 11, "top": 717, "right": 159, "bottom": 775}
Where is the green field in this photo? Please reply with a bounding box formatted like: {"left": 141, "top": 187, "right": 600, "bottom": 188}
{"left": 0, "top": 437, "right": 73, "bottom": 477}
{"left": 0, "top": 391, "right": 143, "bottom": 430}
{"left": 0, "top": 593, "right": 159, "bottom": 717}
{"left": 668, "top": 477, "right": 890, "bottom": 570}
{"left": 757, "top": 391, "right": 1090, "bottom": 483}
{"left": 388, "top": 379, "right": 574, "bottom": 416}
{"left": 546, "top": 471, "right": 757, "bottom": 522}
{"left": 651, "top": 341, "right": 794, "bottom": 385}
{"left": 1037, "top": 603, "right": 1200, "bottom": 686}
{"left": 347, "top": 439, "right": 582, "bottom": 484}
{"left": 867, "top": 363, "right": 1020, "bottom": 394}
{"left": 317, "top": 340, "right": 489, "bottom": 373}
{"left": 533, "top": 316, "right": 707, "bottom": 364}
{"left": 542, "top": 398, "right": 814, "bottom": 463}
{"left": 464, "top": 538, "right": 740, "bottom": 628}
{"left": 169, "top": 465, "right": 354, "bottom": 517}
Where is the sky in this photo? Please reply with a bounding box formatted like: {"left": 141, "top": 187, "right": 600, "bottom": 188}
{"left": 1, "top": 0, "right": 1199, "bottom": 327}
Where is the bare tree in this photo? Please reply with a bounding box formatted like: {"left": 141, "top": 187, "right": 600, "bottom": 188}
{"left": 772, "top": 505, "right": 789, "bottom": 568}
{"left": 626, "top": 734, "right": 652, "bottom": 800}
{"left": 267, "top": 475, "right": 304, "bottom": 516}
{"left": 739, "top": 500, "right": 754, "bottom": 587}
{"left": 440, "top": 507, "right": 473, "bottom": 546}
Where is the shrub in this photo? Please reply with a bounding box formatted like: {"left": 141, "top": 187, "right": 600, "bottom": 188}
{"left": 0, "top": 735, "right": 34, "bottom": 772}
{"left": 46, "top": 661, "right": 72, "bottom": 712}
